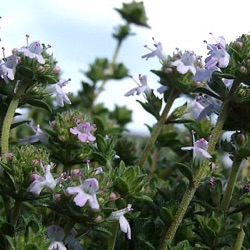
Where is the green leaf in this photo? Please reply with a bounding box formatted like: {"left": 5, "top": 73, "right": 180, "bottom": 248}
{"left": 167, "top": 102, "right": 187, "bottom": 121}
{"left": 133, "top": 194, "right": 153, "bottom": 202}
{"left": 26, "top": 99, "right": 52, "bottom": 113}
{"left": 114, "top": 177, "right": 129, "bottom": 194}
{"left": 10, "top": 120, "right": 30, "bottom": 130}
{"left": 176, "top": 163, "right": 193, "bottom": 182}
{"left": 192, "top": 87, "right": 221, "bottom": 100}
{"left": 238, "top": 148, "right": 250, "bottom": 158}
{"left": 114, "top": 1, "right": 150, "bottom": 28}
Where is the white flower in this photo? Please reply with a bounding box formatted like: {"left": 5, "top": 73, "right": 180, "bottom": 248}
{"left": 66, "top": 178, "right": 100, "bottom": 210}
{"left": 47, "top": 225, "right": 82, "bottom": 250}
{"left": 171, "top": 51, "right": 196, "bottom": 75}
{"left": 15, "top": 40, "right": 47, "bottom": 64}
{"left": 108, "top": 204, "right": 133, "bottom": 239}
{"left": 141, "top": 38, "right": 164, "bottom": 60}
{"left": 205, "top": 36, "right": 230, "bottom": 69}
{"left": 48, "top": 241, "right": 67, "bottom": 250}
{"left": 27, "top": 163, "right": 60, "bottom": 195}
{"left": 181, "top": 132, "right": 212, "bottom": 160}
{"left": 124, "top": 74, "right": 150, "bottom": 96}
{"left": 195, "top": 94, "right": 221, "bottom": 121}
{"left": 19, "top": 121, "right": 48, "bottom": 145}
{"left": 48, "top": 79, "right": 72, "bottom": 107}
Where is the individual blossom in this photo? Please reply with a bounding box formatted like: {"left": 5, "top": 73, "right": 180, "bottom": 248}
{"left": 141, "top": 37, "right": 164, "bottom": 61}
{"left": 64, "top": 228, "right": 83, "bottom": 250}
{"left": 66, "top": 178, "right": 100, "bottom": 210}
{"left": 108, "top": 204, "right": 133, "bottom": 240}
{"left": 124, "top": 74, "right": 150, "bottom": 96}
{"left": 194, "top": 94, "right": 221, "bottom": 121}
{"left": 171, "top": 50, "right": 196, "bottom": 75}
{"left": 0, "top": 48, "right": 19, "bottom": 83}
{"left": 70, "top": 122, "right": 96, "bottom": 143}
{"left": 14, "top": 35, "right": 49, "bottom": 64}
{"left": 27, "top": 163, "right": 62, "bottom": 195}
{"left": 157, "top": 85, "right": 168, "bottom": 94}
{"left": 204, "top": 35, "right": 230, "bottom": 69}
{"left": 193, "top": 66, "right": 219, "bottom": 83}
{"left": 47, "top": 79, "right": 72, "bottom": 107}
{"left": 0, "top": 59, "right": 15, "bottom": 83}
{"left": 19, "top": 121, "right": 49, "bottom": 145}
{"left": 47, "top": 225, "right": 82, "bottom": 250}
{"left": 181, "top": 131, "right": 212, "bottom": 160}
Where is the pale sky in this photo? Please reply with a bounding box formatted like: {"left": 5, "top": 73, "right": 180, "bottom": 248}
{"left": 1, "top": 0, "right": 250, "bottom": 135}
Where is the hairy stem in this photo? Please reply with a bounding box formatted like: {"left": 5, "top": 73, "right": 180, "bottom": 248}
{"left": 158, "top": 79, "right": 241, "bottom": 249}
{"left": 1, "top": 98, "right": 19, "bottom": 163}
{"left": 232, "top": 215, "right": 248, "bottom": 250}
{"left": 138, "top": 88, "right": 178, "bottom": 169}
{"left": 220, "top": 155, "right": 243, "bottom": 211}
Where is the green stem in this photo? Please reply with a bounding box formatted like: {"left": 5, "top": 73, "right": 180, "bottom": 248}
{"left": 63, "top": 219, "right": 76, "bottom": 238}
{"left": 158, "top": 79, "right": 241, "bottom": 249}
{"left": 138, "top": 88, "right": 178, "bottom": 169}
{"left": 220, "top": 155, "right": 243, "bottom": 211}
{"left": 232, "top": 215, "right": 248, "bottom": 250}
{"left": 11, "top": 200, "right": 22, "bottom": 226}
{"left": 107, "top": 221, "right": 119, "bottom": 250}
{"left": 94, "top": 40, "right": 122, "bottom": 102}
{"left": 1, "top": 97, "right": 19, "bottom": 163}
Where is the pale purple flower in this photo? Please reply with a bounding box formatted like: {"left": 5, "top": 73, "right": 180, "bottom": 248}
{"left": 64, "top": 228, "right": 83, "bottom": 250}
{"left": 15, "top": 40, "right": 47, "bottom": 64}
{"left": 70, "top": 122, "right": 96, "bottom": 143}
{"left": 124, "top": 74, "right": 150, "bottom": 96}
{"left": 108, "top": 204, "right": 133, "bottom": 240}
{"left": 181, "top": 132, "right": 212, "bottom": 160}
{"left": 185, "top": 99, "right": 205, "bottom": 120}
{"left": 27, "top": 163, "right": 61, "bottom": 195}
{"left": 141, "top": 37, "right": 164, "bottom": 60}
{"left": 48, "top": 79, "right": 72, "bottom": 107}
{"left": 0, "top": 59, "right": 15, "bottom": 83}
{"left": 195, "top": 94, "right": 221, "bottom": 121}
{"left": 193, "top": 66, "right": 219, "bottom": 83}
{"left": 157, "top": 85, "right": 168, "bottom": 94}
{"left": 66, "top": 178, "right": 100, "bottom": 210}
{"left": 47, "top": 225, "right": 82, "bottom": 250}
{"left": 205, "top": 36, "right": 230, "bottom": 69}
{"left": 171, "top": 51, "right": 196, "bottom": 75}
{"left": 48, "top": 241, "right": 66, "bottom": 250}
{"left": 19, "top": 122, "right": 48, "bottom": 145}
{"left": 222, "top": 78, "right": 234, "bottom": 90}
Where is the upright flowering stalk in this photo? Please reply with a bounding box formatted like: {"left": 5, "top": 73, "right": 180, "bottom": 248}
{"left": 158, "top": 33, "right": 247, "bottom": 248}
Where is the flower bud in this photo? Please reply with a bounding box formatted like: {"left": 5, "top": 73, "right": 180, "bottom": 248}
{"left": 243, "top": 182, "right": 250, "bottom": 193}
{"left": 239, "top": 66, "right": 247, "bottom": 74}
{"left": 231, "top": 131, "right": 247, "bottom": 146}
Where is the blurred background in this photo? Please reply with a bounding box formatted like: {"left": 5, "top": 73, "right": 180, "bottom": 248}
{"left": 1, "top": 0, "right": 250, "bottom": 135}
